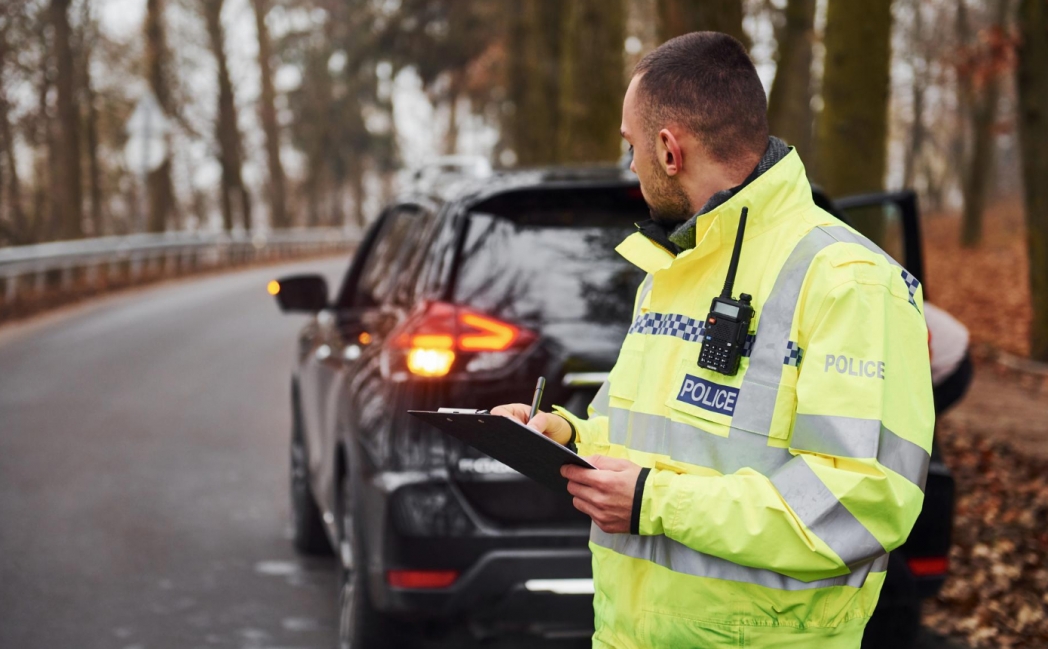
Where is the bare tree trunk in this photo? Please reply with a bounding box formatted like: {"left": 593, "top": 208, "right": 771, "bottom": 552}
{"left": 960, "top": 0, "right": 1010, "bottom": 248}
{"left": 0, "top": 19, "right": 27, "bottom": 243}
{"left": 348, "top": 161, "right": 365, "bottom": 228}
{"left": 40, "top": 29, "right": 61, "bottom": 242}
{"left": 903, "top": 0, "right": 925, "bottom": 188}
{"left": 814, "top": 0, "right": 894, "bottom": 245}
{"left": 305, "top": 163, "right": 322, "bottom": 228}
{"left": 144, "top": 0, "right": 176, "bottom": 233}
{"left": 657, "top": 0, "right": 749, "bottom": 49}
{"left": 508, "top": 0, "right": 564, "bottom": 166}
{"left": 767, "top": 0, "right": 816, "bottom": 157}
{"left": 1016, "top": 0, "right": 1048, "bottom": 360}
{"left": 77, "top": 2, "right": 105, "bottom": 238}
{"left": 251, "top": 0, "right": 288, "bottom": 229}
{"left": 0, "top": 99, "right": 27, "bottom": 244}
{"left": 444, "top": 71, "right": 462, "bottom": 155}
{"left": 202, "top": 0, "right": 252, "bottom": 231}
{"left": 84, "top": 76, "right": 104, "bottom": 236}
{"left": 557, "top": 0, "right": 626, "bottom": 164}
{"left": 51, "top": 0, "right": 82, "bottom": 240}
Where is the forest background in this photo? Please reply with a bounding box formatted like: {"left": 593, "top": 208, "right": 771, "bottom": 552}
{"left": 4, "top": 0, "right": 1047, "bottom": 363}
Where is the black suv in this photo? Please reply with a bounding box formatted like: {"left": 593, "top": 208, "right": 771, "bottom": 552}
{"left": 273, "top": 165, "right": 956, "bottom": 648}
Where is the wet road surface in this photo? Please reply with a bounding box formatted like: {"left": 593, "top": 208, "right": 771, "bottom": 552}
{"left": 0, "top": 259, "right": 347, "bottom": 648}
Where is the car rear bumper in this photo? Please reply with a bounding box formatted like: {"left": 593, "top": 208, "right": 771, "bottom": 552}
{"left": 372, "top": 548, "right": 595, "bottom": 637}
{"left": 356, "top": 467, "right": 593, "bottom": 635}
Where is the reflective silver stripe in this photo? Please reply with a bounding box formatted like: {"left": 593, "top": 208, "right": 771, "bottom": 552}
{"left": 589, "top": 380, "right": 611, "bottom": 417}
{"left": 607, "top": 408, "right": 792, "bottom": 475}
{"left": 770, "top": 458, "right": 885, "bottom": 567}
{"left": 591, "top": 527, "right": 887, "bottom": 591}
{"left": 792, "top": 414, "right": 930, "bottom": 490}
{"left": 879, "top": 429, "right": 930, "bottom": 492}
{"left": 732, "top": 228, "right": 837, "bottom": 436}
{"left": 821, "top": 226, "right": 902, "bottom": 268}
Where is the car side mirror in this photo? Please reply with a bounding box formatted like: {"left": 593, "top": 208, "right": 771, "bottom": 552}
{"left": 270, "top": 274, "right": 329, "bottom": 313}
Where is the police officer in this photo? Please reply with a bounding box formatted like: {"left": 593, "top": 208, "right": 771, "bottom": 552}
{"left": 493, "top": 32, "right": 933, "bottom": 648}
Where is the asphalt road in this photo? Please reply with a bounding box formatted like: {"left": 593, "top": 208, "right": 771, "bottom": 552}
{"left": 0, "top": 259, "right": 347, "bottom": 649}
{"left": 0, "top": 259, "right": 968, "bottom": 649}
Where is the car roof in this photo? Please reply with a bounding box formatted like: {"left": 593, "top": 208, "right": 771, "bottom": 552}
{"left": 396, "top": 165, "right": 640, "bottom": 213}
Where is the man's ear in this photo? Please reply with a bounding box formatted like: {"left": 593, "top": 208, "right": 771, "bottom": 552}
{"left": 657, "top": 128, "right": 683, "bottom": 177}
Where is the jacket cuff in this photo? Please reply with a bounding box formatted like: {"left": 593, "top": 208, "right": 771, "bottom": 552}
{"left": 551, "top": 405, "right": 581, "bottom": 450}
{"left": 629, "top": 467, "right": 652, "bottom": 535}
{"left": 563, "top": 416, "right": 578, "bottom": 453}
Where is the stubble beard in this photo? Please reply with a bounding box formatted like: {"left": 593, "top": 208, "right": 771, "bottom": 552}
{"left": 645, "top": 161, "right": 693, "bottom": 228}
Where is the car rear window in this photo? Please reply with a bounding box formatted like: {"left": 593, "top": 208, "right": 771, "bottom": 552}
{"left": 454, "top": 187, "right": 649, "bottom": 326}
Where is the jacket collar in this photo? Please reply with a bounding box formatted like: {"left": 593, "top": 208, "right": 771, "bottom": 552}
{"left": 616, "top": 148, "right": 816, "bottom": 274}
{"left": 669, "top": 136, "right": 791, "bottom": 250}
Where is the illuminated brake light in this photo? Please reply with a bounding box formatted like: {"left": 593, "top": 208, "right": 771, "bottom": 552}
{"left": 411, "top": 334, "right": 455, "bottom": 349}
{"left": 459, "top": 313, "right": 519, "bottom": 351}
{"left": 907, "top": 556, "right": 949, "bottom": 577}
{"left": 387, "top": 570, "right": 459, "bottom": 589}
{"left": 407, "top": 348, "right": 456, "bottom": 377}
{"left": 390, "top": 302, "right": 536, "bottom": 377}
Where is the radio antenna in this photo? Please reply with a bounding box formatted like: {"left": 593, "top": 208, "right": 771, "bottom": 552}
{"left": 720, "top": 207, "right": 749, "bottom": 299}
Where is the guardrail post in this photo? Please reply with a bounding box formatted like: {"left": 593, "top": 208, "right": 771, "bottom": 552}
{"left": 85, "top": 263, "right": 99, "bottom": 288}
{"left": 4, "top": 276, "right": 15, "bottom": 303}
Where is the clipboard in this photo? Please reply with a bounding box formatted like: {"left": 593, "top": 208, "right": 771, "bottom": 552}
{"left": 408, "top": 410, "right": 595, "bottom": 495}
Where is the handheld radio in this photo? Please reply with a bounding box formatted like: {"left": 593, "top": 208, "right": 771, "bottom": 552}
{"left": 698, "top": 207, "right": 755, "bottom": 376}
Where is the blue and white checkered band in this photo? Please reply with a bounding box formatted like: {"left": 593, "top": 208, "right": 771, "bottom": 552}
{"left": 783, "top": 340, "right": 804, "bottom": 367}
{"left": 629, "top": 312, "right": 759, "bottom": 355}
{"left": 901, "top": 269, "right": 921, "bottom": 310}
{"left": 628, "top": 312, "right": 706, "bottom": 343}
{"left": 742, "top": 333, "right": 757, "bottom": 358}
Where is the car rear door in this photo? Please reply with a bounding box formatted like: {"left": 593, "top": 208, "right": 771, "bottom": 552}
{"left": 333, "top": 205, "right": 438, "bottom": 473}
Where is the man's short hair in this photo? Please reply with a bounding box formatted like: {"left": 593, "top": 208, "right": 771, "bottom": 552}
{"left": 634, "top": 32, "right": 769, "bottom": 166}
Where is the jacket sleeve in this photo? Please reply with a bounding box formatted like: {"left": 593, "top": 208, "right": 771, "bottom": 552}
{"left": 552, "top": 392, "right": 611, "bottom": 456}
{"left": 636, "top": 264, "right": 935, "bottom": 582}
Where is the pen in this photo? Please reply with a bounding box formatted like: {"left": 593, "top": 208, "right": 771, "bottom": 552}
{"left": 528, "top": 376, "right": 546, "bottom": 422}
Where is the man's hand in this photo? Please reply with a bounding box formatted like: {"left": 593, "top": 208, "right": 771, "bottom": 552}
{"left": 490, "top": 403, "right": 574, "bottom": 446}
{"left": 561, "top": 456, "right": 643, "bottom": 534}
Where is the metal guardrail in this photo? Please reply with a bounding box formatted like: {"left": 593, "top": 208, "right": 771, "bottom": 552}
{"left": 0, "top": 227, "right": 359, "bottom": 305}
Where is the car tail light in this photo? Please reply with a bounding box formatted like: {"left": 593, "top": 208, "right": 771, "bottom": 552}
{"left": 387, "top": 302, "right": 537, "bottom": 378}
{"left": 387, "top": 570, "right": 459, "bottom": 589}
{"left": 907, "top": 556, "right": 949, "bottom": 577}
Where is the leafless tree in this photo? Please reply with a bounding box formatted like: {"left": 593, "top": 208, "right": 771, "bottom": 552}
{"left": 815, "top": 0, "right": 894, "bottom": 245}
{"left": 1016, "top": 0, "right": 1048, "bottom": 360}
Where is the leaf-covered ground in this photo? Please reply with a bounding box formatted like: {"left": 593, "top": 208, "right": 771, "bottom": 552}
{"left": 922, "top": 202, "right": 1032, "bottom": 358}
{"left": 924, "top": 415, "right": 1048, "bottom": 648}
{"left": 920, "top": 208, "right": 1048, "bottom": 648}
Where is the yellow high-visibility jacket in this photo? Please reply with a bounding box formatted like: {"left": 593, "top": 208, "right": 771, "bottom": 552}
{"left": 554, "top": 150, "right": 934, "bottom": 648}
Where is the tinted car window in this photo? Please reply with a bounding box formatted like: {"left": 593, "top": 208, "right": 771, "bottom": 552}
{"left": 454, "top": 188, "right": 648, "bottom": 329}
{"left": 353, "top": 208, "right": 424, "bottom": 308}
{"left": 390, "top": 210, "right": 439, "bottom": 308}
